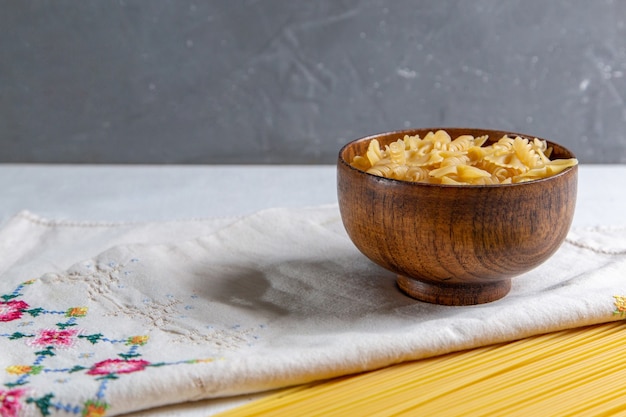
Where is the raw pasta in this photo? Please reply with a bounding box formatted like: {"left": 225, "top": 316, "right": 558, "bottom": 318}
{"left": 350, "top": 130, "right": 578, "bottom": 185}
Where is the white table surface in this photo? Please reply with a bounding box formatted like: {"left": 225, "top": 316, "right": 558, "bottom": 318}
{"left": 0, "top": 165, "right": 337, "bottom": 224}
{"left": 0, "top": 164, "right": 622, "bottom": 227}
{"left": 0, "top": 163, "right": 623, "bottom": 416}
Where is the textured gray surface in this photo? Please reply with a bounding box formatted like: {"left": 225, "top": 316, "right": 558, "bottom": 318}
{"left": 2, "top": 0, "right": 626, "bottom": 163}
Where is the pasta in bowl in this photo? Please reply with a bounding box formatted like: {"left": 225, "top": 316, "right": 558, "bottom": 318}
{"left": 337, "top": 128, "right": 578, "bottom": 306}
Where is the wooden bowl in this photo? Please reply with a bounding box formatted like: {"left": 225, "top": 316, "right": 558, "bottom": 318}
{"left": 337, "top": 128, "right": 578, "bottom": 306}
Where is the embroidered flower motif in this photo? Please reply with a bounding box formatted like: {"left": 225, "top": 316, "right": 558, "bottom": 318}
{"left": 87, "top": 359, "right": 150, "bottom": 376}
{"left": 65, "top": 307, "right": 88, "bottom": 317}
{"left": 6, "top": 365, "right": 43, "bottom": 375}
{"left": 0, "top": 300, "right": 29, "bottom": 322}
{"left": 83, "top": 399, "right": 109, "bottom": 417}
{"left": 29, "top": 328, "right": 80, "bottom": 348}
{"left": 0, "top": 388, "right": 26, "bottom": 417}
{"left": 614, "top": 295, "right": 626, "bottom": 316}
{"left": 6, "top": 365, "right": 30, "bottom": 375}
{"left": 125, "top": 335, "right": 149, "bottom": 346}
{"left": 0, "top": 271, "right": 243, "bottom": 416}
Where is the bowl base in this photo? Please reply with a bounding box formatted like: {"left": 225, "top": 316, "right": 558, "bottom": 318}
{"left": 397, "top": 275, "right": 512, "bottom": 306}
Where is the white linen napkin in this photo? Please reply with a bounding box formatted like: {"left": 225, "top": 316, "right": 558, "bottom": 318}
{"left": 0, "top": 206, "right": 625, "bottom": 416}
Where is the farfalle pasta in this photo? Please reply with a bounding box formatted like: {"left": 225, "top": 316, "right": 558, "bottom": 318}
{"left": 350, "top": 130, "right": 578, "bottom": 185}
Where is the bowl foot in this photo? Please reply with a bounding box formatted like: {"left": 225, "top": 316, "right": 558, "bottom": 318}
{"left": 397, "top": 275, "right": 512, "bottom": 306}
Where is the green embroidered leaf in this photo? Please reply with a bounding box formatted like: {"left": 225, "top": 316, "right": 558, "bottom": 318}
{"left": 8, "top": 332, "right": 31, "bottom": 340}
{"left": 26, "top": 393, "right": 55, "bottom": 416}
{"left": 5, "top": 380, "right": 28, "bottom": 388}
{"left": 56, "top": 321, "right": 77, "bottom": 330}
{"left": 78, "top": 333, "right": 103, "bottom": 344}
{"left": 34, "top": 346, "right": 56, "bottom": 357}
{"left": 95, "top": 373, "right": 119, "bottom": 381}
{"left": 30, "top": 365, "right": 44, "bottom": 375}
{"left": 68, "top": 365, "right": 87, "bottom": 373}
{"left": 1, "top": 294, "right": 19, "bottom": 301}
{"left": 24, "top": 307, "right": 45, "bottom": 317}
{"left": 149, "top": 362, "right": 167, "bottom": 367}
{"left": 118, "top": 352, "right": 141, "bottom": 360}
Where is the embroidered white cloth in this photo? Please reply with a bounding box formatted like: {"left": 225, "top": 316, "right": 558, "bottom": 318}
{"left": 0, "top": 206, "right": 625, "bottom": 417}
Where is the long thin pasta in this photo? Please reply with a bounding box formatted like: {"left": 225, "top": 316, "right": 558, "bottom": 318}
{"left": 216, "top": 321, "right": 626, "bottom": 417}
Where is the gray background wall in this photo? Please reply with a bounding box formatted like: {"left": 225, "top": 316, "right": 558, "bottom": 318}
{"left": 2, "top": 0, "right": 625, "bottom": 164}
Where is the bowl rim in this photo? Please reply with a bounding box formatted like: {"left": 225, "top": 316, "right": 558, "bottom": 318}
{"left": 338, "top": 127, "right": 578, "bottom": 189}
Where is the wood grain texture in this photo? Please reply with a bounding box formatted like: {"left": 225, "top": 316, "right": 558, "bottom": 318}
{"left": 337, "top": 128, "right": 578, "bottom": 305}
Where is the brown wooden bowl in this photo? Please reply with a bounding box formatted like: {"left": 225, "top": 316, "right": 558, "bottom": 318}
{"left": 337, "top": 128, "right": 578, "bottom": 306}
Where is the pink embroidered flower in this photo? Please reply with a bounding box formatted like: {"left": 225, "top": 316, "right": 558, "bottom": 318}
{"left": 0, "top": 300, "right": 28, "bottom": 322}
{"left": 30, "top": 328, "right": 80, "bottom": 348}
{"left": 87, "top": 359, "right": 150, "bottom": 376}
{"left": 0, "top": 388, "right": 26, "bottom": 417}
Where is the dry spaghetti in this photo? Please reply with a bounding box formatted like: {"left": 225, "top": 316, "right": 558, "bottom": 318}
{"left": 217, "top": 321, "right": 626, "bottom": 417}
